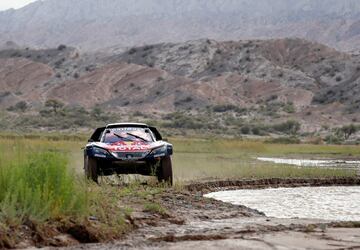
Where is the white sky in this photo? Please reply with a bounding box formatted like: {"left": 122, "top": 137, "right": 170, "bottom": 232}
{"left": 0, "top": 0, "right": 38, "bottom": 11}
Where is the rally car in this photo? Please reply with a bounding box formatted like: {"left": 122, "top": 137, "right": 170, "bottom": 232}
{"left": 84, "top": 123, "right": 173, "bottom": 184}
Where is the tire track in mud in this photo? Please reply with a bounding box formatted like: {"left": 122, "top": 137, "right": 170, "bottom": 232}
{"left": 8, "top": 178, "right": 360, "bottom": 249}
{"left": 64, "top": 178, "right": 360, "bottom": 250}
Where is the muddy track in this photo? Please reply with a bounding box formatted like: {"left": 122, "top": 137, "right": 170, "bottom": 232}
{"left": 62, "top": 177, "right": 360, "bottom": 250}
{"left": 3, "top": 178, "right": 360, "bottom": 249}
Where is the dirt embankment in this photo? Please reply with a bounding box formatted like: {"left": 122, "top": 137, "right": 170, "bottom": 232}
{"left": 2, "top": 178, "right": 360, "bottom": 249}
{"left": 186, "top": 177, "right": 360, "bottom": 192}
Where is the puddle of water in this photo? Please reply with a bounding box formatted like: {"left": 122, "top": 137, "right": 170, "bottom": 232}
{"left": 257, "top": 157, "right": 360, "bottom": 169}
{"left": 206, "top": 186, "right": 360, "bottom": 221}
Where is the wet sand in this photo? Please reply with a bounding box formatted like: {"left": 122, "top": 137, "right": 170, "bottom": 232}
{"left": 59, "top": 178, "right": 360, "bottom": 250}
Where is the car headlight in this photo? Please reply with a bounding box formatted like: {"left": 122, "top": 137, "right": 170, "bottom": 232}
{"left": 151, "top": 145, "right": 167, "bottom": 156}
{"left": 93, "top": 147, "right": 109, "bottom": 157}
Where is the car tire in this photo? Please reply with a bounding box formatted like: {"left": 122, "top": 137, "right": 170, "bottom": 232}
{"left": 158, "top": 156, "right": 173, "bottom": 185}
{"left": 84, "top": 156, "right": 98, "bottom": 183}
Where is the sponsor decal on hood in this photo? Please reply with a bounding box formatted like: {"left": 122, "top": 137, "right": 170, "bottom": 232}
{"left": 91, "top": 141, "right": 164, "bottom": 152}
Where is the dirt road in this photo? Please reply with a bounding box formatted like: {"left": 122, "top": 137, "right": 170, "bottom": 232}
{"left": 60, "top": 178, "right": 360, "bottom": 250}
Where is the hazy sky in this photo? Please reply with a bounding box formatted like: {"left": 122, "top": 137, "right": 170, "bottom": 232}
{"left": 0, "top": 0, "right": 37, "bottom": 11}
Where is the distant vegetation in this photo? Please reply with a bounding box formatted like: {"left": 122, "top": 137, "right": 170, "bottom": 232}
{"left": 2, "top": 100, "right": 360, "bottom": 145}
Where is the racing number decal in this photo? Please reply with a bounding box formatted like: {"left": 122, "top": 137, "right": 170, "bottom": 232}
{"left": 108, "top": 141, "right": 149, "bottom": 151}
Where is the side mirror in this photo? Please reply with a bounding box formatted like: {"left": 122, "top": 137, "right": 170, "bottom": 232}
{"left": 88, "top": 139, "right": 94, "bottom": 143}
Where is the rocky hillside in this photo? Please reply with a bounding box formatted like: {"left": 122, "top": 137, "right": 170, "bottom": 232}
{"left": 1, "top": 0, "right": 360, "bottom": 52}
{"left": 115, "top": 39, "right": 360, "bottom": 110}
{"left": 1, "top": 38, "right": 360, "bottom": 132}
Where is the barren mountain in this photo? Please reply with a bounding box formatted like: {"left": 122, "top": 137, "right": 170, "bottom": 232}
{"left": 1, "top": 0, "right": 360, "bottom": 51}
{"left": 1, "top": 38, "right": 359, "bottom": 131}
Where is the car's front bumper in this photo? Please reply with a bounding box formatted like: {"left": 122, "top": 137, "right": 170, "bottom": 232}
{"left": 95, "top": 157, "right": 161, "bottom": 176}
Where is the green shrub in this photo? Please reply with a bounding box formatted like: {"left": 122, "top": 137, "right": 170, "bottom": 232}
{"left": 283, "top": 102, "right": 295, "bottom": 113}
{"left": 45, "top": 99, "right": 65, "bottom": 114}
{"left": 325, "top": 135, "right": 344, "bottom": 145}
{"left": 336, "top": 124, "right": 358, "bottom": 140}
{"left": 240, "top": 126, "right": 250, "bottom": 135}
{"left": 251, "top": 126, "right": 261, "bottom": 135}
{"left": 272, "top": 120, "right": 301, "bottom": 135}
{"left": 0, "top": 152, "right": 89, "bottom": 224}
{"left": 7, "top": 101, "right": 28, "bottom": 112}
{"left": 212, "top": 105, "right": 246, "bottom": 113}
{"left": 143, "top": 202, "right": 167, "bottom": 215}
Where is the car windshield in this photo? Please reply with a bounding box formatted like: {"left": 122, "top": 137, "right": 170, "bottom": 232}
{"left": 102, "top": 127, "right": 154, "bottom": 144}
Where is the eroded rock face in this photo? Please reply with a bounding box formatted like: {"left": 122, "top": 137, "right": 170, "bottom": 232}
{"left": 0, "top": 57, "right": 53, "bottom": 107}
{"left": 1, "top": 0, "right": 360, "bottom": 51}
{"left": 0, "top": 38, "right": 359, "bottom": 130}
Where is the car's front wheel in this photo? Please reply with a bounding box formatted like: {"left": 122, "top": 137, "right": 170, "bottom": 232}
{"left": 84, "top": 156, "right": 98, "bottom": 183}
{"left": 157, "top": 156, "right": 173, "bottom": 185}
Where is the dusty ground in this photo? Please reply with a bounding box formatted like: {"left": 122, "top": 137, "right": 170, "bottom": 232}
{"left": 32, "top": 178, "right": 360, "bottom": 250}
{"left": 67, "top": 219, "right": 360, "bottom": 250}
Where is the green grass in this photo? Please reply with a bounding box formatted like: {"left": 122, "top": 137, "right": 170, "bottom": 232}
{"left": 0, "top": 151, "right": 89, "bottom": 224}
{"left": 0, "top": 137, "right": 122, "bottom": 233}
{"left": 0, "top": 136, "right": 357, "bottom": 186}
{"left": 171, "top": 138, "right": 359, "bottom": 182}
{"left": 143, "top": 202, "right": 167, "bottom": 215}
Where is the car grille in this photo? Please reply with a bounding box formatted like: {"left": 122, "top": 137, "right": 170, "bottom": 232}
{"left": 113, "top": 151, "right": 148, "bottom": 160}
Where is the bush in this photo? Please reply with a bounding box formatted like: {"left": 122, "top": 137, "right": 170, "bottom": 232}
{"left": 240, "top": 126, "right": 250, "bottom": 134}
{"left": 324, "top": 135, "right": 344, "bottom": 145}
{"left": 174, "top": 97, "right": 193, "bottom": 106}
{"left": 162, "top": 112, "right": 207, "bottom": 130}
{"left": 7, "top": 101, "right": 28, "bottom": 112}
{"left": 129, "top": 48, "right": 137, "bottom": 55}
{"left": 0, "top": 152, "right": 89, "bottom": 223}
{"left": 57, "top": 44, "right": 67, "bottom": 51}
{"left": 251, "top": 126, "right": 261, "bottom": 135}
{"left": 283, "top": 102, "right": 295, "bottom": 113}
{"left": 272, "top": 120, "right": 301, "bottom": 135}
{"left": 45, "top": 99, "right": 65, "bottom": 114}
{"left": 336, "top": 124, "right": 358, "bottom": 140}
{"left": 212, "top": 104, "right": 246, "bottom": 113}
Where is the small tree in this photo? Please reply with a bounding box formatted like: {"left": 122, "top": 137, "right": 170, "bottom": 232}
{"left": 91, "top": 106, "right": 102, "bottom": 119}
{"left": 7, "top": 101, "right": 28, "bottom": 112}
{"left": 45, "top": 99, "right": 64, "bottom": 114}
{"left": 273, "top": 120, "right": 301, "bottom": 135}
{"left": 57, "top": 44, "right": 67, "bottom": 51}
{"left": 241, "top": 126, "right": 250, "bottom": 135}
{"left": 15, "top": 101, "right": 28, "bottom": 112}
{"left": 337, "top": 124, "right": 358, "bottom": 140}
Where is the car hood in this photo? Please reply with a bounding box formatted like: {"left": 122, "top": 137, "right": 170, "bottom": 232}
{"left": 90, "top": 141, "right": 166, "bottom": 152}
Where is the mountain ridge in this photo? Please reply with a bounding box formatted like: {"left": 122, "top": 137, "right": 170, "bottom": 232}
{"left": 1, "top": 0, "right": 360, "bottom": 51}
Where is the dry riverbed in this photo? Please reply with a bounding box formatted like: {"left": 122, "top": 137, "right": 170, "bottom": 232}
{"left": 11, "top": 177, "right": 359, "bottom": 250}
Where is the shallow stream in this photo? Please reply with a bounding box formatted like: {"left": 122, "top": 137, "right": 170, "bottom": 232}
{"left": 257, "top": 157, "right": 360, "bottom": 170}
{"left": 206, "top": 186, "right": 360, "bottom": 221}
